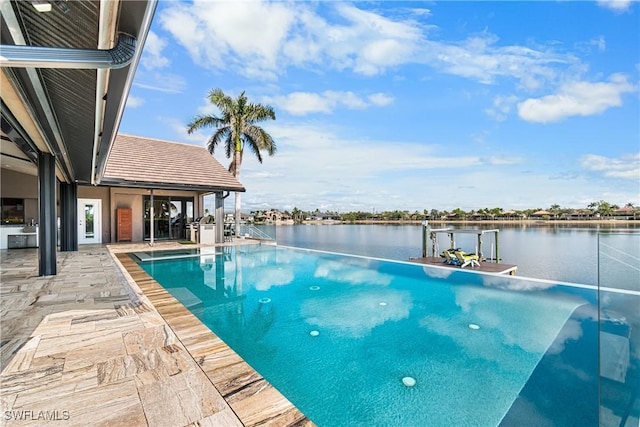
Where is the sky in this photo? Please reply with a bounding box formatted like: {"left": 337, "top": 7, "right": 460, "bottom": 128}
{"left": 118, "top": 0, "right": 640, "bottom": 213}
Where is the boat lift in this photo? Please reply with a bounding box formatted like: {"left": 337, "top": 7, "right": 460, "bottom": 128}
{"left": 421, "top": 221, "right": 501, "bottom": 263}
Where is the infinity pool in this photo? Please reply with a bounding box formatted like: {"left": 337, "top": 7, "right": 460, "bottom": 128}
{"left": 132, "top": 245, "right": 639, "bottom": 426}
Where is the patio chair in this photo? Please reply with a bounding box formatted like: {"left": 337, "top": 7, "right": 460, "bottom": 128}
{"left": 454, "top": 250, "right": 480, "bottom": 268}
{"left": 441, "top": 248, "right": 461, "bottom": 265}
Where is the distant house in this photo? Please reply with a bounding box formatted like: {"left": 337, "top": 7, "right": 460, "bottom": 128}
{"left": 613, "top": 207, "right": 637, "bottom": 220}
{"left": 531, "top": 210, "right": 552, "bottom": 218}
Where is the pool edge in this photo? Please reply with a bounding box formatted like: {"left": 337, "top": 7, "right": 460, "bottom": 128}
{"left": 111, "top": 249, "right": 314, "bottom": 427}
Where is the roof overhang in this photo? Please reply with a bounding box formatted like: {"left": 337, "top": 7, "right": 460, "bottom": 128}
{"left": 99, "top": 179, "right": 246, "bottom": 193}
{"left": 0, "top": 0, "right": 157, "bottom": 184}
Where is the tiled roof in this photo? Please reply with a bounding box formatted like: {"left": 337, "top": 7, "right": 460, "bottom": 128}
{"left": 102, "top": 134, "right": 245, "bottom": 192}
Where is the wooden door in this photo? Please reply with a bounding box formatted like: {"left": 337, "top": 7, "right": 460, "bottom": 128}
{"left": 117, "top": 208, "right": 132, "bottom": 242}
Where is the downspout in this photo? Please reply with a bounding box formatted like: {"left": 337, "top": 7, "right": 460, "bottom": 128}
{"left": 94, "top": 0, "right": 158, "bottom": 185}
{"left": 91, "top": 0, "right": 120, "bottom": 185}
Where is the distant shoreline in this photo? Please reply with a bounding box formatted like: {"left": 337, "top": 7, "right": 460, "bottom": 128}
{"left": 270, "top": 219, "right": 639, "bottom": 226}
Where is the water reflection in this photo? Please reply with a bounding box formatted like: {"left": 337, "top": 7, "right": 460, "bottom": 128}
{"left": 420, "top": 286, "right": 584, "bottom": 358}
{"left": 314, "top": 258, "right": 393, "bottom": 286}
{"left": 300, "top": 288, "right": 412, "bottom": 338}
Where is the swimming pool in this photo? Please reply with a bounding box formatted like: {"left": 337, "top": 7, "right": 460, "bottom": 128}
{"left": 132, "top": 245, "right": 639, "bottom": 426}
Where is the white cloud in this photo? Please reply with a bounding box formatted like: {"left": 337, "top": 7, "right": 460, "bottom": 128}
{"left": 368, "top": 93, "right": 394, "bottom": 107}
{"left": 517, "top": 73, "right": 636, "bottom": 123}
{"left": 485, "top": 95, "right": 518, "bottom": 121}
{"left": 482, "top": 156, "right": 524, "bottom": 166}
{"left": 141, "top": 31, "right": 169, "bottom": 70}
{"left": 158, "top": 1, "right": 573, "bottom": 88}
{"left": 133, "top": 73, "right": 187, "bottom": 94}
{"left": 160, "top": 0, "right": 295, "bottom": 80}
{"left": 597, "top": 0, "right": 633, "bottom": 12}
{"left": 591, "top": 36, "right": 607, "bottom": 52}
{"left": 267, "top": 91, "right": 394, "bottom": 115}
{"left": 125, "top": 96, "right": 144, "bottom": 108}
{"left": 580, "top": 153, "right": 640, "bottom": 180}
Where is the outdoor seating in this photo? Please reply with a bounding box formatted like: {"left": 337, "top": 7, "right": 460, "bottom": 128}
{"left": 454, "top": 250, "right": 481, "bottom": 268}
{"left": 441, "top": 248, "right": 462, "bottom": 265}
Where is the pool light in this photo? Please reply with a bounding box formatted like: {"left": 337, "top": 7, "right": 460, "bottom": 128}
{"left": 402, "top": 377, "right": 416, "bottom": 387}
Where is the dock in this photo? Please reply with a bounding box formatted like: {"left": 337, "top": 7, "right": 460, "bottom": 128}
{"left": 413, "top": 222, "right": 518, "bottom": 275}
{"left": 408, "top": 256, "right": 518, "bottom": 275}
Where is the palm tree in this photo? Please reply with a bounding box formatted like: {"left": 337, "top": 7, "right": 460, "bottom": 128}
{"left": 187, "top": 89, "right": 276, "bottom": 236}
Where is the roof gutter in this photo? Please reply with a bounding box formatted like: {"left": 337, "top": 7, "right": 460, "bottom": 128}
{"left": 0, "top": 33, "right": 136, "bottom": 69}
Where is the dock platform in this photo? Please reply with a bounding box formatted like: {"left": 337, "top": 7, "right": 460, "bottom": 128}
{"left": 408, "top": 256, "right": 518, "bottom": 275}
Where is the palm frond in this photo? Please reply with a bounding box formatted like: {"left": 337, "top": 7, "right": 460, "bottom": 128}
{"left": 224, "top": 133, "right": 234, "bottom": 159}
{"left": 207, "top": 127, "right": 230, "bottom": 154}
{"left": 187, "top": 115, "right": 223, "bottom": 134}
{"left": 245, "top": 103, "right": 276, "bottom": 124}
{"left": 243, "top": 133, "right": 264, "bottom": 163}
{"left": 244, "top": 125, "right": 276, "bottom": 156}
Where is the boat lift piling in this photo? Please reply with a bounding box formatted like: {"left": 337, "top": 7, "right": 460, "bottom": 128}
{"left": 421, "top": 221, "right": 501, "bottom": 263}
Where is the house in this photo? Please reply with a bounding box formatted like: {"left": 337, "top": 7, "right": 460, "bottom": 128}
{"left": 3, "top": 133, "right": 244, "bottom": 245}
{"left": 1, "top": 133, "right": 244, "bottom": 245}
{"left": 0, "top": 0, "right": 242, "bottom": 276}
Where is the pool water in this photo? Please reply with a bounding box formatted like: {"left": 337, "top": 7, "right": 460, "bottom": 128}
{"left": 133, "top": 245, "right": 639, "bottom": 426}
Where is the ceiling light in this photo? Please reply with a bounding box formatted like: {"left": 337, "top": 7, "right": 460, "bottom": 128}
{"left": 31, "top": 1, "right": 52, "bottom": 12}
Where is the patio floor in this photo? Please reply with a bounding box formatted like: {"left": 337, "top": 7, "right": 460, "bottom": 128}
{"left": 0, "top": 242, "right": 312, "bottom": 426}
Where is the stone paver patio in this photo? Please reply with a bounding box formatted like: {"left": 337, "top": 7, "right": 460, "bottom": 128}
{"left": 0, "top": 243, "right": 311, "bottom": 426}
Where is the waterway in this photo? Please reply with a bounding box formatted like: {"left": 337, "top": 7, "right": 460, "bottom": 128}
{"left": 257, "top": 223, "right": 640, "bottom": 289}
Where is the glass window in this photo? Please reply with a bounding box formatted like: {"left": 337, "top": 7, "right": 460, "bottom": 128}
{"left": 1, "top": 198, "right": 25, "bottom": 224}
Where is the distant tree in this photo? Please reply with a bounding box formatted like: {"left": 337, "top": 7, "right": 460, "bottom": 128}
{"left": 292, "top": 207, "right": 303, "bottom": 224}
{"left": 451, "top": 208, "right": 467, "bottom": 219}
{"left": 187, "top": 88, "right": 276, "bottom": 236}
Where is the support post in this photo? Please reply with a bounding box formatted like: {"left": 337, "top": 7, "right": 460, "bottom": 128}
{"left": 215, "top": 192, "right": 224, "bottom": 244}
{"left": 431, "top": 232, "right": 437, "bottom": 258}
{"left": 149, "top": 189, "right": 154, "bottom": 246}
{"left": 38, "top": 152, "right": 56, "bottom": 276}
{"left": 59, "top": 182, "right": 77, "bottom": 251}
{"left": 421, "top": 220, "right": 429, "bottom": 258}
{"left": 477, "top": 233, "right": 483, "bottom": 260}
{"left": 495, "top": 230, "right": 500, "bottom": 264}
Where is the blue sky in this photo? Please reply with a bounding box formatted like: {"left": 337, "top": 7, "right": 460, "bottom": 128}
{"left": 119, "top": 0, "right": 640, "bottom": 213}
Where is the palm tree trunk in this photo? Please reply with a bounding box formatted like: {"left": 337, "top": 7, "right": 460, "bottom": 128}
{"left": 233, "top": 149, "right": 242, "bottom": 237}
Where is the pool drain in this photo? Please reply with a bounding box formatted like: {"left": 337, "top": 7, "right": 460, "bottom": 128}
{"left": 259, "top": 297, "right": 271, "bottom": 304}
{"left": 309, "top": 330, "right": 320, "bottom": 337}
{"left": 309, "top": 285, "right": 320, "bottom": 291}
{"left": 379, "top": 302, "right": 387, "bottom": 306}
{"left": 468, "top": 323, "right": 480, "bottom": 330}
{"left": 402, "top": 377, "right": 416, "bottom": 387}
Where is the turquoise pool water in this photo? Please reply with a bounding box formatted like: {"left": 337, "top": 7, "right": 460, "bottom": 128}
{"left": 133, "top": 245, "right": 639, "bottom": 426}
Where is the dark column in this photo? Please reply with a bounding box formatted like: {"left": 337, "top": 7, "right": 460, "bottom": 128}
{"left": 59, "top": 182, "right": 78, "bottom": 251}
{"left": 38, "top": 152, "right": 57, "bottom": 276}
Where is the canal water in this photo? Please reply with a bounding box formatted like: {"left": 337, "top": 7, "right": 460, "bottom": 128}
{"left": 257, "top": 223, "right": 639, "bottom": 288}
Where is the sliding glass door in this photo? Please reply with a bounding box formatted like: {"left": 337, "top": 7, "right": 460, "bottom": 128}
{"left": 144, "top": 196, "right": 194, "bottom": 240}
